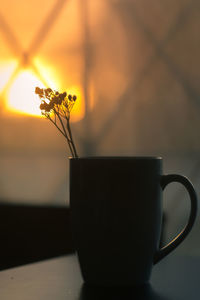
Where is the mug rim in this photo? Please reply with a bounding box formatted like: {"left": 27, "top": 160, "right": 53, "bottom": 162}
{"left": 69, "top": 156, "right": 162, "bottom": 160}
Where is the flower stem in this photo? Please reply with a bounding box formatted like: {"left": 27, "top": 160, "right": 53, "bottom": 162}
{"left": 66, "top": 117, "right": 78, "bottom": 158}
{"left": 53, "top": 111, "right": 75, "bottom": 157}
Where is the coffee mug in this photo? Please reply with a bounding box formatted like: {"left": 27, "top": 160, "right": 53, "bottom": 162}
{"left": 70, "top": 157, "right": 198, "bottom": 286}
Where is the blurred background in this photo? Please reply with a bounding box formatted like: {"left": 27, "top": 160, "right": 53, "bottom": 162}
{"left": 0, "top": 0, "right": 200, "bottom": 265}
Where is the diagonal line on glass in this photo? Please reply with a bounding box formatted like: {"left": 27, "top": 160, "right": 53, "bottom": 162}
{"left": 0, "top": 12, "right": 22, "bottom": 56}
{"left": 130, "top": 0, "right": 200, "bottom": 108}
{"left": 28, "top": 0, "right": 67, "bottom": 57}
{"left": 94, "top": 0, "right": 200, "bottom": 148}
{"left": 0, "top": 14, "right": 46, "bottom": 92}
{"left": 0, "top": 0, "right": 68, "bottom": 95}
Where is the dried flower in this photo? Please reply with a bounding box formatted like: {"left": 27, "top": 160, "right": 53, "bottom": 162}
{"left": 35, "top": 87, "right": 78, "bottom": 158}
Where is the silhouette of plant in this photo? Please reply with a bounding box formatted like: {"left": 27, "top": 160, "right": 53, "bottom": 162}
{"left": 35, "top": 87, "right": 78, "bottom": 158}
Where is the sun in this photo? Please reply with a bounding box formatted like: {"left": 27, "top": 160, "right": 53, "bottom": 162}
{"left": 1, "top": 61, "right": 85, "bottom": 121}
{"left": 6, "top": 69, "right": 45, "bottom": 117}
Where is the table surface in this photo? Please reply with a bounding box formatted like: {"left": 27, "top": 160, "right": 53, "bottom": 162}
{"left": 0, "top": 252, "right": 200, "bottom": 300}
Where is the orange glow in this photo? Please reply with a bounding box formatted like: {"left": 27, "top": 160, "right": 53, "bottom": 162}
{"left": 33, "top": 58, "right": 85, "bottom": 122}
{"left": 0, "top": 59, "right": 84, "bottom": 121}
{"left": 6, "top": 69, "right": 45, "bottom": 117}
{"left": 0, "top": 61, "right": 18, "bottom": 92}
{"left": 33, "top": 58, "right": 59, "bottom": 91}
{"left": 66, "top": 85, "right": 85, "bottom": 122}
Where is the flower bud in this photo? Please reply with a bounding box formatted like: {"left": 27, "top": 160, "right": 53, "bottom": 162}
{"left": 45, "top": 105, "right": 51, "bottom": 112}
{"left": 49, "top": 101, "right": 54, "bottom": 109}
{"left": 35, "top": 87, "right": 43, "bottom": 95}
{"left": 40, "top": 103, "right": 45, "bottom": 110}
{"left": 57, "top": 96, "right": 62, "bottom": 105}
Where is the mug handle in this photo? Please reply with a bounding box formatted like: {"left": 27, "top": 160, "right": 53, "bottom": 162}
{"left": 154, "top": 174, "right": 198, "bottom": 264}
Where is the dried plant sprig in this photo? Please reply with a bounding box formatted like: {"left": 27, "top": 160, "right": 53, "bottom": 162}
{"left": 35, "top": 87, "right": 78, "bottom": 158}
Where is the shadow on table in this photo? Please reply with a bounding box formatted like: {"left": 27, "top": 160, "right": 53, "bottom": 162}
{"left": 79, "top": 283, "right": 169, "bottom": 300}
{"left": 0, "top": 204, "right": 75, "bottom": 270}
